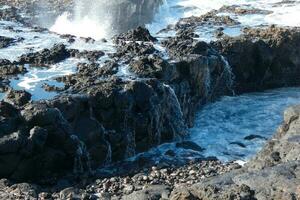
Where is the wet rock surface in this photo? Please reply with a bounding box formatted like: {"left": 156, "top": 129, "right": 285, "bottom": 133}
{"left": 114, "top": 26, "right": 158, "bottom": 43}
{"left": 212, "top": 26, "right": 300, "bottom": 93}
{"left": 0, "top": 1, "right": 300, "bottom": 199}
{"left": 18, "top": 43, "right": 71, "bottom": 66}
{"left": 0, "top": 36, "right": 16, "bottom": 48}
{"left": 170, "top": 105, "right": 300, "bottom": 200}
{"left": 0, "top": 59, "right": 26, "bottom": 76}
{"left": 175, "top": 11, "right": 240, "bottom": 31}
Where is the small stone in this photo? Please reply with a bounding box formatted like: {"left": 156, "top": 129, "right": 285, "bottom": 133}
{"left": 189, "top": 170, "right": 197, "bottom": 175}
{"left": 123, "top": 184, "right": 134, "bottom": 194}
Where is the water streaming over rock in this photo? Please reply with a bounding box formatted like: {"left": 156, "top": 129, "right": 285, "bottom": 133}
{"left": 71, "top": 135, "right": 92, "bottom": 174}
{"left": 1, "top": 0, "right": 300, "bottom": 176}
{"left": 220, "top": 55, "right": 235, "bottom": 95}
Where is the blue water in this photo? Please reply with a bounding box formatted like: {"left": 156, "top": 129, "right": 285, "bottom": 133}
{"left": 131, "top": 87, "right": 300, "bottom": 163}
{"left": 190, "top": 87, "right": 300, "bottom": 161}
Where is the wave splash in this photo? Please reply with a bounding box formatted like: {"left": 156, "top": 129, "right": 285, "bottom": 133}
{"left": 50, "top": 0, "right": 112, "bottom": 40}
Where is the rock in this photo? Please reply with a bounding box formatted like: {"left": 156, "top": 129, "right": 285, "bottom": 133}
{"left": 218, "top": 5, "right": 273, "bottom": 15}
{"left": 4, "top": 90, "right": 31, "bottom": 106}
{"left": 165, "top": 150, "right": 176, "bottom": 157}
{"left": 114, "top": 26, "right": 157, "bottom": 43}
{"left": 170, "top": 105, "right": 300, "bottom": 200}
{"left": 0, "top": 59, "right": 26, "bottom": 76}
{"left": 69, "top": 49, "right": 105, "bottom": 62}
{"left": 174, "top": 11, "right": 240, "bottom": 31}
{"left": 176, "top": 141, "right": 205, "bottom": 152}
{"left": 0, "top": 101, "right": 87, "bottom": 181}
{"left": 247, "top": 105, "right": 300, "bottom": 170}
{"left": 121, "top": 185, "right": 171, "bottom": 200}
{"left": 244, "top": 135, "right": 267, "bottom": 140}
{"left": 0, "top": 101, "right": 20, "bottom": 135}
{"left": 18, "top": 44, "right": 70, "bottom": 65}
{"left": 114, "top": 41, "right": 157, "bottom": 61}
{"left": 59, "top": 187, "right": 78, "bottom": 199}
{"left": 42, "top": 83, "right": 65, "bottom": 92}
{"left": 0, "top": 36, "right": 15, "bottom": 48}
{"left": 129, "top": 54, "right": 176, "bottom": 80}
{"left": 212, "top": 26, "right": 300, "bottom": 93}
{"left": 162, "top": 34, "right": 211, "bottom": 58}
{"left": 123, "top": 184, "right": 135, "bottom": 194}
{"left": 229, "top": 141, "right": 246, "bottom": 148}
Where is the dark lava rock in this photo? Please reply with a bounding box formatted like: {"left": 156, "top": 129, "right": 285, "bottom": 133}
{"left": 18, "top": 44, "right": 70, "bottom": 65}
{"left": 114, "top": 26, "right": 157, "bottom": 43}
{"left": 129, "top": 54, "right": 176, "bottom": 79}
{"left": 0, "top": 36, "right": 15, "bottom": 48}
{"left": 212, "top": 26, "right": 300, "bottom": 93}
{"left": 162, "top": 32, "right": 212, "bottom": 59}
{"left": 270, "top": 151, "right": 281, "bottom": 162}
{"left": 114, "top": 41, "right": 157, "bottom": 62}
{"left": 175, "top": 11, "right": 240, "bottom": 31}
{"left": 176, "top": 141, "right": 205, "bottom": 152}
{"left": 0, "top": 59, "right": 26, "bottom": 76}
{"left": 230, "top": 141, "right": 246, "bottom": 148}
{"left": 60, "top": 34, "right": 76, "bottom": 43}
{"left": 69, "top": 49, "right": 105, "bottom": 62}
{"left": 0, "top": 101, "right": 85, "bottom": 181}
{"left": 165, "top": 149, "right": 176, "bottom": 157}
{"left": 218, "top": 5, "right": 273, "bottom": 15}
{"left": 97, "top": 61, "right": 119, "bottom": 77}
{"left": 0, "top": 6, "right": 25, "bottom": 23}
{"left": 4, "top": 90, "right": 31, "bottom": 106}
{"left": 244, "top": 134, "right": 267, "bottom": 140}
{"left": 42, "top": 83, "right": 65, "bottom": 92}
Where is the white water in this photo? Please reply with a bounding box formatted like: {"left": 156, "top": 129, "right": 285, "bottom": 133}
{"left": 1, "top": 1, "right": 300, "bottom": 162}
{"left": 131, "top": 87, "right": 300, "bottom": 163}
{"left": 149, "top": 0, "right": 300, "bottom": 40}
{"left": 0, "top": 9, "right": 115, "bottom": 100}
{"left": 190, "top": 87, "right": 300, "bottom": 161}
{"left": 9, "top": 58, "right": 82, "bottom": 100}
{"left": 50, "top": 0, "right": 120, "bottom": 40}
{"left": 50, "top": 11, "right": 109, "bottom": 40}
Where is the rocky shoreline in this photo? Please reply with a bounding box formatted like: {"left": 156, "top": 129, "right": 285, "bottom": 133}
{"left": 1, "top": 0, "right": 300, "bottom": 199}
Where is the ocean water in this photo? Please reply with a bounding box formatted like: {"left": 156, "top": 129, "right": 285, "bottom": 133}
{"left": 190, "top": 87, "right": 300, "bottom": 161}
{"left": 130, "top": 87, "right": 300, "bottom": 163}
{"left": 1, "top": 0, "right": 299, "bottom": 100}
{"left": 0, "top": 0, "right": 300, "bottom": 162}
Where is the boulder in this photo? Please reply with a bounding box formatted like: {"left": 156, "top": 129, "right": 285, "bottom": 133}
{"left": 0, "top": 36, "right": 15, "bottom": 48}
{"left": 4, "top": 90, "right": 31, "bottom": 106}
{"left": 114, "top": 26, "right": 157, "bottom": 43}
{"left": 18, "top": 44, "right": 70, "bottom": 65}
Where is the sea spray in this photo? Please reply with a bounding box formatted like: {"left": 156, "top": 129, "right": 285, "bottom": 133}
{"left": 51, "top": 0, "right": 112, "bottom": 40}
{"left": 51, "top": 0, "right": 164, "bottom": 40}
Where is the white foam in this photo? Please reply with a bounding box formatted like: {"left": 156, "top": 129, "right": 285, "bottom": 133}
{"left": 50, "top": 12, "right": 109, "bottom": 40}
{"left": 50, "top": 0, "right": 113, "bottom": 40}
{"left": 151, "top": 0, "right": 300, "bottom": 40}
{"left": 130, "top": 87, "right": 300, "bottom": 164}
{"left": 0, "top": 21, "right": 66, "bottom": 61}
{"left": 190, "top": 87, "right": 300, "bottom": 162}
{"left": 10, "top": 58, "right": 81, "bottom": 100}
